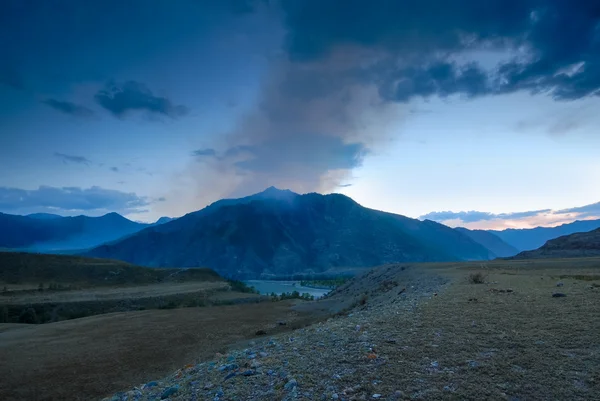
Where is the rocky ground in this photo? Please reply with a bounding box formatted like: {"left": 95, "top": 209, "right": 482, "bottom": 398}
{"left": 102, "top": 261, "right": 600, "bottom": 401}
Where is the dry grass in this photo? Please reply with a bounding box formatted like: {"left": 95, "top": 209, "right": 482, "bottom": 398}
{"left": 0, "top": 300, "right": 316, "bottom": 401}
{"left": 368, "top": 259, "right": 600, "bottom": 399}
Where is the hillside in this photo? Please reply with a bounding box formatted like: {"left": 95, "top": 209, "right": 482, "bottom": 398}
{"left": 455, "top": 227, "right": 519, "bottom": 257}
{"left": 0, "top": 252, "right": 221, "bottom": 286}
{"left": 511, "top": 228, "right": 600, "bottom": 259}
{"left": 85, "top": 188, "right": 492, "bottom": 278}
{"left": 489, "top": 219, "right": 600, "bottom": 251}
{"left": 0, "top": 212, "right": 160, "bottom": 252}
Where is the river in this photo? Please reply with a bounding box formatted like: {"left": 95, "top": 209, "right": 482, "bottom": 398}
{"left": 244, "top": 280, "right": 331, "bottom": 299}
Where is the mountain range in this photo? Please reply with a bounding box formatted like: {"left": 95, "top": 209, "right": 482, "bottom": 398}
{"left": 84, "top": 187, "right": 495, "bottom": 278}
{"left": 488, "top": 219, "right": 600, "bottom": 252}
{"left": 0, "top": 212, "right": 172, "bottom": 253}
{"left": 509, "top": 228, "right": 600, "bottom": 259}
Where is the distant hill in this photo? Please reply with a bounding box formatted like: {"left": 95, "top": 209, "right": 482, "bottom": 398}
{"left": 489, "top": 219, "right": 600, "bottom": 251}
{"left": 455, "top": 227, "right": 519, "bottom": 257}
{"left": 0, "top": 252, "right": 221, "bottom": 286}
{"left": 85, "top": 188, "right": 493, "bottom": 279}
{"left": 26, "top": 213, "right": 63, "bottom": 220}
{"left": 510, "top": 228, "right": 600, "bottom": 259}
{"left": 154, "top": 216, "right": 175, "bottom": 225}
{"left": 0, "top": 212, "right": 170, "bottom": 252}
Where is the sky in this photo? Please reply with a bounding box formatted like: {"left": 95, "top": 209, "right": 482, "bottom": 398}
{"left": 1, "top": 0, "right": 600, "bottom": 229}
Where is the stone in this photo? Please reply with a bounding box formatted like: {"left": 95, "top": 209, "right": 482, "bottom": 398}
{"left": 255, "top": 329, "right": 267, "bottom": 336}
{"left": 372, "top": 394, "right": 382, "bottom": 399}
{"left": 284, "top": 379, "right": 298, "bottom": 391}
{"left": 556, "top": 282, "right": 564, "bottom": 287}
{"left": 160, "top": 386, "right": 179, "bottom": 399}
{"left": 552, "top": 293, "right": 567, "bottom": 297}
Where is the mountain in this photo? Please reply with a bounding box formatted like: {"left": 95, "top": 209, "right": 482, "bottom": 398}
{"left": 489, "top": 219, "right": 600, "bottom": 251}
{"left": 26, "top": 213, "right": 63, "bottom": 220}
{"left": 0, "top": 212, "right": 151, "bottom": 252}
{"left": 510, "top": 228, "right": 600, "bottom": 259}
{"left": 455, "top": 227, "right": 519, "bottom": 257}
{"left": 154, "top": 216, "right": 175, "bottom": 225}
{"left": 85, "top": 188, "right": 493, "bottom": 278}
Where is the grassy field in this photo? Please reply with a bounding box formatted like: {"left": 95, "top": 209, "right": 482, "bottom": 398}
{"left": 349, "top": 257, "right": 600, "bottom": 399}
{"left": 0, "top": 300, "right": 316, "bottom": 401}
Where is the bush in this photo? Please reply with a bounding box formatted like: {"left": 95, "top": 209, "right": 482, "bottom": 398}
{"left": 19, "top": 307, "right": 39, "bottom": 324}
{"left": 468, "top": 272, "right": 487, "bottom": 284}
{"left": 227, "top": 280, "right": 259, "bottom": 294}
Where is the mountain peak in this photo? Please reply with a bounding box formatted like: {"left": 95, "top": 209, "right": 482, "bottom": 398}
{"left": 260, "top": 186, "right": 295, "bottom": 195}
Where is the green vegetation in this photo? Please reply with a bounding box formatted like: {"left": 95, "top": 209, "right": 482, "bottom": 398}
{"left": 269, "top": 291, "right": 314, "bottom": 301}
{"left": 300, "top": 277, "right": 350, "bottom": 288}
{"left": 0, "top": 252, "right": 221, "bottom": 287}
{"left": 226, "top": 280, "right": 259, "bottom": 294}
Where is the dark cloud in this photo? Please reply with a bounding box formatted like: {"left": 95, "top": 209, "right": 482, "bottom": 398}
{"left": 338, "top": 184, "right": 352, "bottom": 188}
{"left": 278, "top": 0, "right": 600, "bottom": 102}
{"left": 53, "top": 152, "right": 91, "bottom": 166}
{"left": 42, "top": 98, "right": 93, "bottom": 117}
{"left": 192, "top": 149, "right": 217, "bottom": 157}
{"left": 420, "top": 209, "right": 551, "bottom": 223}
{"left": 94, "top": 81, "right": 189, "bottom": 118}
{"left": 0, "top": 185, "right": 151, "bottom": 215}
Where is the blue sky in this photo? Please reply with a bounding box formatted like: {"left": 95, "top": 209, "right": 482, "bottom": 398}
{"left": 1, "top": 0, "right": 599, "bottom": 228}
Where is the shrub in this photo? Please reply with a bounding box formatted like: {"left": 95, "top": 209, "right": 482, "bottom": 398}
{"left": 19, "top": 307, "right": 39, "bottom": 324}
{"left": 227, "top": 280, "right": 259, "bottom": 294}
{"left": 468, "top": 272, "right": 487, "bottom": 284}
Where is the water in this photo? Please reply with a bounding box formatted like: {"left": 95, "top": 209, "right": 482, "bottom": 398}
{"left": 244, "top": 280, "right": 331, "bottom": 299}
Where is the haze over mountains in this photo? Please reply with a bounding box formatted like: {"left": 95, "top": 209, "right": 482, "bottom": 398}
{"left": 85, "top": 187, "right": 494, "bottom": 278}
{"left": 0, "top": 212, "right": 171, "bottom": 252}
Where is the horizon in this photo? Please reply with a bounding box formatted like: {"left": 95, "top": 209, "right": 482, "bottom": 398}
{"left": 4, "top": 185, "right": 599, "bottom": 231}
{"left": 2, "top": 1, "right": 599, "bottom": 230}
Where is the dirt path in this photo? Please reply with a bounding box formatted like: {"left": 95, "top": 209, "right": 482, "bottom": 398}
{"left": 0, "top": 300, "right": 312, "bottom": 401}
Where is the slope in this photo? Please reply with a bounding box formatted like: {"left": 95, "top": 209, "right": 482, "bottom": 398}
{"left": 455, "top": 227, "right": 519, "bottom": 257}
{"left": 510, "top": 227, "right": 600, "bottom": 259}
{"left": 85, "top": 189, "right": 492, "bottom": 278}
{"left": 489, "top": 219, "right": 600, "bottom": 251}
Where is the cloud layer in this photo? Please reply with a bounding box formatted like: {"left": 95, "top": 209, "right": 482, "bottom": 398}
{"left": 0, "top": 186, "right": 152, "bottom": 216}
{"left": 421, "top": 201, "right": 600, "bottom": 229}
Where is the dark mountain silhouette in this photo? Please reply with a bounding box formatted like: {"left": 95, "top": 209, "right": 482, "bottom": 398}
{"left": 85, "top": 188, "right": 493, "bottom": 278}
{"left": 455, "top": 227, "right": 519, "bottom": 257}
{"left": 489, "top": 219, "right": 600, "bottom": 251}
{"left": 0, "top": 212, "right": 159, "bottom": 252}
{"left": 510, "top": 228, "right": 600, "bottom": 259}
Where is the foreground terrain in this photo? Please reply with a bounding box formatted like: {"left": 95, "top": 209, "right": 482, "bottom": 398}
{"left": 99, "top": 257, "right": 599, "bottom": 401}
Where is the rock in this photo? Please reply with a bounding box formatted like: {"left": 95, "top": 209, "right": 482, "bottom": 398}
{"left": 557, "top": 282, "right": 564, "bottom": 287}
{"left": 277, "top": 321, "right": 287, "bottom": 326}
{"left": 248, "top": 353, "right": 257, "bottom": 359}
{"left": 385, "top": 338, "right": 397, "bottom": 344}
{"left": 552, "top": 292, "right": 567, "bottom": 297}
{"left": 255, "top": 329, "right": 267, "bottom": 336}
{"left": 242, "top": 369, "right": 256, "bottom": 376}
{"left": 223, "top": 372, "right": 237, "bottom": 381}
{"left": 332, "top": 394, "right": 339, "bottom": 399}
{"left": 259, "top": 351, "right": 268, "bottom": 358}
{"left": 372, "top": 394, "right": 382, "bottom": 399}
{"left": 160, "top": 386, "right": 179, "bottom": 399}
{"left": 284, "top": 379, "right": 298, "bottom": 391}
{"left": 203, "top": 383, "right": 214, "bottom": 390}
{"left": 143, "top": 381, "right": 159, "bottom": 389}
